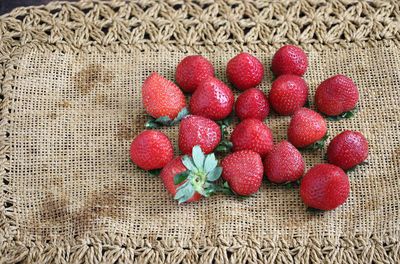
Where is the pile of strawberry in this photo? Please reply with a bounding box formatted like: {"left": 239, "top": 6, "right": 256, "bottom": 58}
{"left": 130, "top": 45, "right": 369, "bottom": 211}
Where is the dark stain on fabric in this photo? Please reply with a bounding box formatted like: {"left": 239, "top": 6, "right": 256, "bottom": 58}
{"left": 32, "top": 183, "right": 133, "bottom": 237}
{"left": 94, "top": 94, "right": 112, "bottom": 107}
{"left": 74, "top": 64, "right": 113, "bottom": 95}
{"left": 60, "top": 101, "right": 70, "bottom": 108}
{"left": 48, "top": 113, "right": 57, "bottom": 120}
{"left": 115, "top": 122, "right": 136, "bottom": 140}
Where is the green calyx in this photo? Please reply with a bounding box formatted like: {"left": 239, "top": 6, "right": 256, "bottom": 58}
{"left": 301, "top": 133, "right": 329, "bottom": 150}
{"left": 215, "top": 115, "right": 233, "bottom": 152}
{"left": 327, "top": 106, "right": 358, "bottom": 121}
{"left": 145, "top": 107, "right": 189, "bottom": 129}
{"left": 173, "top": 145, "right": 222, "bottom": 204}
{"left": 217, "top": 181, "right": 253, "bottom": 200}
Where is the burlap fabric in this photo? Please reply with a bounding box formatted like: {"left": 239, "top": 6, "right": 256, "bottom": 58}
{"left": 0, "top": 0, "right": 399, "bottom": 263}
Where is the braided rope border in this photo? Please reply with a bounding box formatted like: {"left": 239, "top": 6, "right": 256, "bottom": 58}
{"left": 0, "top": 0, "right": 399, "bottom": 263}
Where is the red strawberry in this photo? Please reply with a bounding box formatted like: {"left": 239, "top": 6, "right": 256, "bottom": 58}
{"left": 190, "top": 76, "right": 234, "bottom": 120}
{"left": 271, "top": 45, "right": 308, "bottom": 76}
{"left": 130, "top": 130, "right": 173, "bottom": 170}
{"left": 231, "top": 119, "right": 274, "bottom": 159}
{"left": 315, "top": 75, "right": 359, "bottom": 116}
{"left": 235, "top": 88, "right": 269, "bottom": 121}
{"left": 268, "top": 75, "right": 309, "bottom": 115}
{"left": 226, "top": 53, "right": 264, "bottom": 90}
{"left": 221, "top": 150, "right": 263, "bottom": 196}
{"left": 175, "top": 55, "right": 215, "bottom": 93}
{"left": 264, "top": 141, "right": 305, "bottom": 183}
{"left": 300, "top": 164, "right": 350, "bottom": 210}
{"left": 142, "top": 73, "right": 186, "bottom": 120}
{"left": 161, "top": 146, "right": 223, "bottom": 203}
{"left": 288, "top": 108, "right": 327, "bottom": 148}
{"left": 179, "top": 115, "right": 221, "bottom": 155}
{"left": 327, "top": 131, "right": 369, "bottom": 170}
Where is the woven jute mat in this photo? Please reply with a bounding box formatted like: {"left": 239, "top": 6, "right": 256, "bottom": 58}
{"left": 0, "top": 0, "right": 399, "bottom": 263}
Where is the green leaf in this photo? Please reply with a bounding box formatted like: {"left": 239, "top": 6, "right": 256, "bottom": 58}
{"left": 196, "top": 188, "right": 207, "bottom": 197}
{"left": 272, "top": 75, "right": 277, "bottom": 81}
{"left": 207, "top": 167, "right": 222, "bottom": 182}
{"left": 285, "top": 183, "right": 292, "bottom": 189}
{"left": 176, "top": 180, "right": 190, "bottom": 191}
{"left": 155, "top": 115, "right": 173, "bottom": 125}
{"left": 145, "top": 119, "right": 161, "bottom": 129}
{"left": 192, "top": 145, "right": 205, "bottom": 169}
{"left": 307, "top": 207, "right": 325, "bottom": 213}
{"left": 301, "top": 133, "right": 328, "bottom": 150}
{"left": 182, "top": 155, "right": 197, "bottom": 171}
{"left": 327, "top": 106, "right": 359, "bottom": 121}
{"left": 174, "top": 171, "right": 190, "bottom": 185}
{"left": 178, "top": 185, "right": 195, "bottom": 204}
{"left": 303, "top": 99, "right": 310, "bottom": 109}
{"left": 171, "top": 107, "right": 189, "bottom": 124}
{"left": 204, "top": 154, "right": 218, "bottom": 173}
{"left": 324, "top": 153, "right": 329, "bottom": 162}
{"left": 215, "top": 145, "right": 227, "bottom": 151}
{"left": 148, "top": 169, "right": 161, "bottom": 177}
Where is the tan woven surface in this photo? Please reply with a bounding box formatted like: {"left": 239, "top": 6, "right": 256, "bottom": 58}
{"left": 1, "top": 0, "right": 400, "bottom": 263}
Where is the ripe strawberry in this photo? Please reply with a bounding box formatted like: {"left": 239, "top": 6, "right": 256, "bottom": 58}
{"left": 271, "top": 45, "right": 308, "bottom": 76}
{"left": 190, "top": 76, "right": 234, "bottom": 120}
{"left": 179, "top": 115, "right": 221, "bottom": 155}
{"left": 231, "top": 119, "right": 274, "bottom": 159}
{"left": 235, "top": 88, "right": 269, "bottom": 121}
{"left": 221, "top": 150, "right": 263, "bottom": 196}
{"left": 288, "top": 108, "right": 327, "bottom": 148}
{"left": 175, "top": 55, "right": 215, "bottom": 93}
{"left": 315, "top": 75, "right": 359, "bottom": 116}
{"left": 130, "top": 130, "right": 173, "bottom": 170}
{"left": 300, "top": 164, "right": 350, "bottom": 210}
{"left": 142, "top": 73, "right": 186, "bottom": 120}
{"left": 226, "top": 53, "right": 264, "bottom": 90}
{"left": 268, "top": 75, "right": 308, "bottom": 115}
{"left": 161, "top": 146, "right": 222, "bottom": 203}
{"left": 264, "top": 141, "right": 305, "bottom": 183}
{"left": 327, "top": 131, "right": 369, "bottom": 170}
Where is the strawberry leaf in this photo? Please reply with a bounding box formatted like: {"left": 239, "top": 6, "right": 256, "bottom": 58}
{"left": 303, "top": 99, "right": 310, "bottom": 109}
{"left": 182, "top": 155, "right": 197, "bottom": 171}
{"left": 204, "top": 153, "right": 218, "bottom": 173}
{"left": 175, "top": 184, "right": 195, "bottom": 204}
{"left": 307, "top": 207, "right": 325, "bottom": 213}
{"left": 345, "top": 161, "right": 369, "bottom": 173}
{"left": 145, "top": 107, "right": 189, "bottom": 128}
{"left": 207, "top": 167, "right": 222, "bottom": 181}
{"left": 174, "top": 171, "right": 190, "bottom": 185}
{"left": 148, "top": 169, "right": 161, "bottom": 177}
{"left": 301, "top": 133, "right": 328, "bottom": 150}
{"left": 192, "top": 145, "right": 205, "bottom": 169}
{"left": 327, "top": 106, "right": 358, "bottom": 121}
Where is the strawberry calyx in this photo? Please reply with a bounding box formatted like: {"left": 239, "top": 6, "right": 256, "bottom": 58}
{"left": 173, "top": 145, "right": 222, "bottom": 204}
{"left": 327, "top": 106, "right": 359, "bottom": 121}
{"left": 345, "top": 161, "right": 369, "bottom": 173}
{"left": 130, "top": 159, "right": 161, "bottom": 176}
{"left": 217, "top": 181, "right": 253, "bottom": 200}
{"left": 306, "top": 207, "right": 325, "bottom": 213}
{"left": 300, "top": 133, "right": 329, "bottom": 150}
{"left": 145, "top": 107, "right": 189, "bottom": 129}
{"left": 215, "top": 115, "right": 233, "bottom": 151}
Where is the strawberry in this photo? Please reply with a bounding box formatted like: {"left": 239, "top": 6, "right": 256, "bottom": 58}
{"left": 142, "top": 73, "right": 186, "bottom": 121}
{"left": 288, "top": 108, "right": 327, "bottom": 148}
{"left": 226, "top": 53, "right": 264, "bottom": 90}
{"left": 231, "top": 119, "right": 274, "bottom": 159}
{"left": 190, "top": 76, "right": 234, "bottom": 120}
{"left": 221, "top": 150, "right": 263, "bottom": 196}
{"left": 271, "top": 45, "right": 308, "bottom": 76}
{"left": 161, "top": 146, "right": 222, "bottom": 203}
{"left": 300, "top": 164, "right": 350, "bottom": 210}
{"left": 315, "top": 75, "right": 359, "bottom": 116}
{"left": 235, "top": 88, "right": 269, "bottom": 121}
{"left": 130, "top": 130, "right": 173, "bottom": 170}
{"left": 264, "top": 141, "right": 305, "bottom": 183}
{"left": 268, "top": 75, "right": 309, "bottom": 115}
{"left": 327, "top": 131, "right": 369, "bottom": 170}
{"left": 175, "top": 55, "right": 215, "bottom": 93}
{"left": 179, "top": 115, "right": 221, "bottom": 155}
